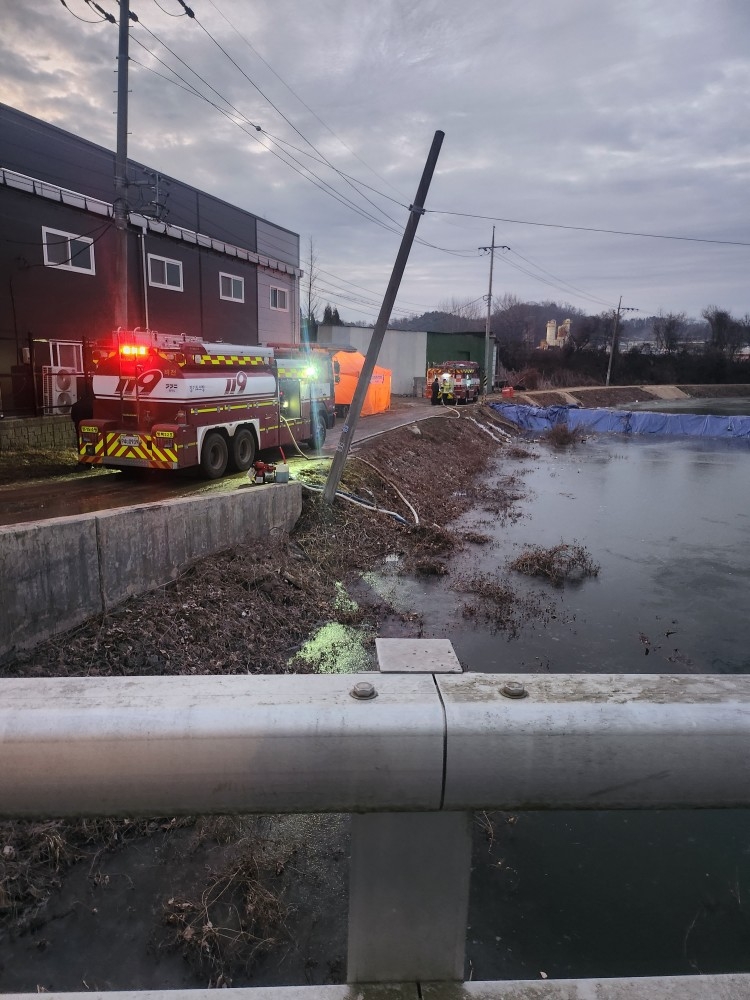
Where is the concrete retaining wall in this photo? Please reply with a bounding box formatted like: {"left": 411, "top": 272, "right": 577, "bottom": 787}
{"left": 0, "top": 483, "right": 302, "bottom": 661}
{"left": 0, "top": 415, "right": 76, "bottom": 451}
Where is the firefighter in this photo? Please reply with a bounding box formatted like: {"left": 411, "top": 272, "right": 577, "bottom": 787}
{"left": 440, "top": 373, "right": 455, "bottom": 405}
{"left": 430, "top": 376, "right": 440, "bottom": 405}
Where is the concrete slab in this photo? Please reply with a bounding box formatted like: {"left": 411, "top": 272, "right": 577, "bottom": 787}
{"left": 3, "top": 989, "right": 419, "bottom": 1000}
{"left": 642, "top": 384, "right": 689, "bottom": 399}
{"left": 376, "top": 637, "right": 462, "bottom": 673}
{"left": 425, "top": 975, "right": 750, "bottom": 999}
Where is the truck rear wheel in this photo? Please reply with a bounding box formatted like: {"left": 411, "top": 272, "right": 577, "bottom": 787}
{"left": 307, "top": 411, "right": 327, "bottom": 451}
{"left": 230, "top": 428, "right": 256, "bottom": 472}
{"left": 200, "top": 432, "right": 229, "bottom": 479}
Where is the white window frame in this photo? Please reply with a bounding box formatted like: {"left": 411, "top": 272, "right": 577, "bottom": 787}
{"left": 219, "top": 272, "right": 245, "bottom": 303}
{"left": 42, "top": 226, "right": 96, "bottom": 274}
{"left": 270, "top": 286, "right": 288, "bottom": 311}
{"left": 148, "top": 253, "right": 183, "bottom": 292}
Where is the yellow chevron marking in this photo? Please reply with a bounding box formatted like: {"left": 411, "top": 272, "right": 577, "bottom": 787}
{"left": 197, "top": 354, "right": 266, "bottom": 366}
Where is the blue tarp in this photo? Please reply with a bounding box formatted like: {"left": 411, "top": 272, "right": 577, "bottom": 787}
{"left": 491, "top": 402, "right": 750, "bottom": 440}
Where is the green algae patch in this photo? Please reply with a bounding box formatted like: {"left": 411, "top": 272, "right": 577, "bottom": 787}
{"left": 333, "top": 581, "right": 358, "bottom": 614}
{"left": 291, "top": 621, "right": 373, "bottom": 674}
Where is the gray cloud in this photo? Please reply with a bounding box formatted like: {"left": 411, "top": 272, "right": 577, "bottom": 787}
{"left": 1, "top": 0, "right": 747, "bottom": 321}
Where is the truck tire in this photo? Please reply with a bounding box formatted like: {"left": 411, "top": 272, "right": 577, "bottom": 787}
{"left": 200, "top": 432, "right": 229, "bottom": 479}
{"left": 229, "top": 428, "right": 256, "bottom": 472}
{"left": 307, "top": 411, "right": 327, "bottom": 451}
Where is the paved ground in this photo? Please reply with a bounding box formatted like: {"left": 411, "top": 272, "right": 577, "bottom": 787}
{"left": 322, "top": 395, "right": 462, "bottom": 453}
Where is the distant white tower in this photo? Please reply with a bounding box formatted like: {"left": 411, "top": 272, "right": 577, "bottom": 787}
{"left": 546, "top": 319, "right": 558, "bottom": 346}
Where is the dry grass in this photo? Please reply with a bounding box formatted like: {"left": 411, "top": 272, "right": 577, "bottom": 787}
{"left": 452, "top": 572, "right": 552, "bottom": 637}
{"left": 505, "top": 444, "right": 536, "bottom": 460}
{"left": 163, "top": 837, "right": 289, "bottom": 987}
{"left": 542, "top": 422, "right": 581, "bottom": 448}
{"left": 0, "top": 817, "right": 188, "bottom": 930}
{"left": 462, "top": 530, "right": 492, "bottom": 545}
{"left": 509, "top": 542, "right": 600, "bottom": 587}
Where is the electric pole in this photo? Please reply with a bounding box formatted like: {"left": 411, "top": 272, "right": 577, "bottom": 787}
{"left": 322, "top": 130, "right": 445, "bottom": 505}
{"left": 605, "top": 296, "right": 638, "bottom": 386}
{"left": 478, "top": 231, "right": 509, "bottom": 395}
{"left": 114, "top": 2, "right": 130, "bottom": 330}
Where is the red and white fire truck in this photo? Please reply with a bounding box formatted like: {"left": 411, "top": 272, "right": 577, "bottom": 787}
{"left": 77, "top": 329, "right": 336, "bottom": 478}
{"left": 425, "top": 361, "right": 481, "bottom": 404}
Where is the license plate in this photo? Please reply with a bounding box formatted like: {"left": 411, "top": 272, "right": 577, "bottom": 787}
{"left": 120, "top": 434, "right": 140, "bottom": 447}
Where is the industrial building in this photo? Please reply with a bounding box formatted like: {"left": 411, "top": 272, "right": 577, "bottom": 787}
{"left": 0, "top": 103, "right": 301, "bottom": 418}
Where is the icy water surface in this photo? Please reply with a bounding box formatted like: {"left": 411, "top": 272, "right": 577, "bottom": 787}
{"left": 372, "top": 435, "right": 750, "bottom": 675}
{"left": 369, "top": 433, "right": 750, "bottom": 981}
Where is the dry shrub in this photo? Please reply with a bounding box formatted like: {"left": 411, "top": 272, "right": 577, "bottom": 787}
{"left": 412, "top": 558, "right": 449, "bottom": 577}
{"left": 0, "top": 817, "right": 186, "bottom": 929}
{"left": 542, "top": 422, "right": 580, "bottom": 448}
{"left": 452, "top": 573, "right": 551, "bottom": 637}
{"left": 462, "top": 531, "right": 492, "bottom": 545}
{"left": 518, "top": 367, "right": 542, "bottom": 391}
{"left": 163, "top": 822, "right": 289, "bottom": 986}
{"left": 509, "top": 543, "right": 599, "bottom": 587}
{"left": 506, "top": 444, "right": 536, "bottom": 460}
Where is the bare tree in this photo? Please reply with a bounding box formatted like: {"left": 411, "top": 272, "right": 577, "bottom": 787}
{"left": 493, "top": 293, "right": 534, "bottom": 345}
{"left": 702, "top": 305, "right": 745, "bottom": 359}
{"left": 303, "top": 237, "right": 320, "bottom": 338}
{"left": 653, "top": 311, "right": 686, "bottom": 354}
{"left": 436, "top": 296, "right": 484, "bottom": 331}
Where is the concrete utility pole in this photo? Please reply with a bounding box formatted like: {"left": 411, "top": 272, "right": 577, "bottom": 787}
{"left": 114, "top": 2, "right": 130, "bottom": 330}
{"left": 322, "top": 130, "right": 445, "bottom": 505}
{"left": 605, "top": 296, "right": 638, "bottom": 386}
{"left": 478, "top": 231, "right": 509, "bottom": 396}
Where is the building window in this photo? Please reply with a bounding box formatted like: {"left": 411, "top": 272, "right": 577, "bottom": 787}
{"left": 220, "top": 273, "right": 245, "bottom": 302}
{"left": 270, "top": 286, "right": 288, "bottom": 311}
{"left": 42, "top": 227, "right": 95, "bottom": 274}
{"left": 148, "top": 254, "right": 183, "bottom": 291}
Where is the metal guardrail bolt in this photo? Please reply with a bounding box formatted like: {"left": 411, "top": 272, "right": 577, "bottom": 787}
{"left": 501, "top": 680, "right": 527, "bottom": 699}
{"left": 351, "top": 681, "right": 378, "bottom": 700}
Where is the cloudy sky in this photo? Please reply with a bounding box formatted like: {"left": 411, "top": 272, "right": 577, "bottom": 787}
{"left": 2, "top": 0, "right": 749, "bottom": 323}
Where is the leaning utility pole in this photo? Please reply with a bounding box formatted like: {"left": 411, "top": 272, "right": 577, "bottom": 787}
{"left": 322, "top": 130, "right": 445, "bottom": 505}
{"left": 605, "top": 296, "right": 638, "bottom": 386}
{"left": 478, "top": 232, "right": 509, "bottom": 396}
{"left": 114, "top": 1, "right": 130, "bottom": 330}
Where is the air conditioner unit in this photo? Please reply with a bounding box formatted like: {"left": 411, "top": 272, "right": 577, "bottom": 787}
{"left": 42, "top": 366, "right": 79, "bottom": 414}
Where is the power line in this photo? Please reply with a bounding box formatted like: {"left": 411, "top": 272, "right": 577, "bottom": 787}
{"left": 426, "top": 208, "right": 750, "bottom": 248}
{"left": 315, "top": 267, "right": 443, "bottom": 311}
{"left": 201, "top": 0, "right": 410, "bottom": 204}
{"left": 152, "top": 0, "right": 188, "bottom": 16}
{"left": 505, "top": 247, "right": 615, "bottom": 308}
{"left": 60, "top": 0, "right": 107, "bottom": 23}
{"left": 170, "top": 3, "right": 476, "bottom": 257}
{"left": 496, "top": 249, "right": 616, "bottom": 309}
{"left": 127, "top": 35, "right": 406, "bottom": 235}
{"left": 174, "top": 0, "right": 403, "bottom": 233}
{"left": 127, "top": 32, "right": 476, "bottom": 257}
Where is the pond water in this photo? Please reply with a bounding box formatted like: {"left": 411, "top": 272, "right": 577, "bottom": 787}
{"left": 626, "top": 396, "right": 750, "bottom": 416}
{"left": 367, "top": 433, "right": 750, "bottom": 981}
{"left": 371, "top": 435, "right": 750, "bottom": 676}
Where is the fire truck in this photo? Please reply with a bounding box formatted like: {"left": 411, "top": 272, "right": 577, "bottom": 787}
{"left": 77, "top": 329, "right": 336, "bottom": 478}
{"left": 425, "top": 361, "right": 481, "bottom": 404}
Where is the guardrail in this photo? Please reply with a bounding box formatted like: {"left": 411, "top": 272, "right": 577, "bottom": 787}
{"left": 3, "top": 644, "right": 750, "bottom": 994}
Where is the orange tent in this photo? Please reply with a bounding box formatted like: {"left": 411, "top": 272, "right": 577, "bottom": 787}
{"left": 333, "top": 351, "right": 391, "bottom": 416}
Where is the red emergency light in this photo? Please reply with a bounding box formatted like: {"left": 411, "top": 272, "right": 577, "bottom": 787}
{"left": 120, "top": 344, "right": 149, "bottom": 357}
